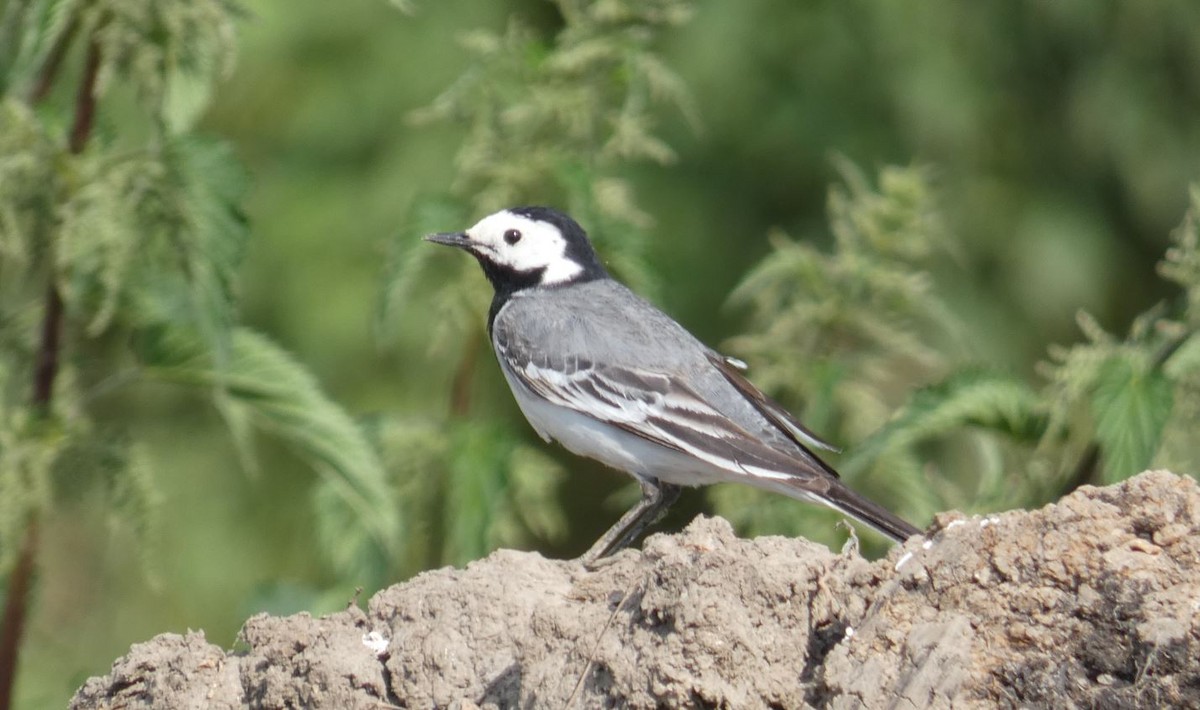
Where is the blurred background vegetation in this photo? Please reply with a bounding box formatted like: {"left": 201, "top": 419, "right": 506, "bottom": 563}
{"left": 1, "top": 0, "right": 1199, "bottom": 706}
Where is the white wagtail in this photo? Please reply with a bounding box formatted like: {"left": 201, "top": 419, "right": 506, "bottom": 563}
{"left": 426, "top": 206, "right": 920, "bottom": 562}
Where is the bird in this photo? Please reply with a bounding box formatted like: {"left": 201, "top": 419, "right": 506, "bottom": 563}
{"left": 425, "top": 206, "right": 920, "bottom": 563}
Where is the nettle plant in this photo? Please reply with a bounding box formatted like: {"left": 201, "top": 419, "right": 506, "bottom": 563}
{"left": 718, "top": 170, "right": 1200, "bottom": 546}
{"left": 0, "top": 0, "right": 397, "bottom": 700}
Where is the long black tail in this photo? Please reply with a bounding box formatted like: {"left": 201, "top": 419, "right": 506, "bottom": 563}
{"left": 796, "top": 477, "right": 922, "bottom": 542}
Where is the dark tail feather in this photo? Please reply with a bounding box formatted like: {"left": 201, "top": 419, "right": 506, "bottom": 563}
{"left": 808, "top": 479, "right": 922, "bottom": 542}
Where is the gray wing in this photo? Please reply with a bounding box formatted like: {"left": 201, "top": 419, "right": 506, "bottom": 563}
{"left": 495, "top": 327, "right": 833, "bottom": 484}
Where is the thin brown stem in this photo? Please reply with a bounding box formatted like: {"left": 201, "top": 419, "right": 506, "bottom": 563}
{"left": 0, "top": 520, "right": 38, "bottom": 710}
{"left": 69, "top": 38, "right": 102, "bottom": 155}
{"left": 30, "top": 283, "right": 63, "bottom": 409}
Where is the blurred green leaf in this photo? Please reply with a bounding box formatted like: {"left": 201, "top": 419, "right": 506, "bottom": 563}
{"left": 0, "top": 409, "right": 58, "bottom": 575}
{"left": 0, "top": 97, "right": 58, "bottom": 270}
{"left": 57, "top": 135, "right": 248, "bottom": 350}
{"left": 842, "top": 369, "right": 1047, "bottom": 478}
{"left": 89, "top": 0, "right": 241, "bottom": 120}
{"left": 1091, "top": 356, "right": 1173, "bottom": 484}
{"left": 142, "top": 326, "right": 401, "bottom": 578}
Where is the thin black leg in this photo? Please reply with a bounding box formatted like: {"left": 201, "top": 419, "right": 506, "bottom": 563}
{"left": 580, "top": 478, "right": 682, "bottom": 566}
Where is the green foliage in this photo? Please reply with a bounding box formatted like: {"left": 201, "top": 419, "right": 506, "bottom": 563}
{"left": 1033, "top": 186, "right": 1200, "bottom": 485}
{"left": 501, "top": 443, "right": 569, "bottom": 545}
{"left": 0, "top": 0, "right": 70, "bottom": 95}
{"left": 1090, "top": 356, "right": 1173, "bottom": 484}
{"left": 92, "top": 0, "right": 240, "bottom": 130}
{"left": 0, "top": 0, "right": 392, "bottom": 590}
{"left": 0, "top": 410, "right": 58, "bottom": 573}
{"left": 726, "top": 161, "right": 955, "bottom": 437}
{"left": 717, "top": 163, "right": 956, "bottom": 537}
{"left": 720, "top": 158, "right": 1200, "bottom": 543}
{"left": 0, "top": 98, "right": 56, "bottom": 269}
{"left": 55, "top": 136, "right": 248, "bottom": 351}
{"left": 408, "top": 0, "right": 695, "bottom": 213}
{"left": 140, "top": 327, "right": 400, "bottom": 583}
{"left": 737, "top": 174, "right": 1200, "bottom": 532}
{"left": 842, "top": 369, "right": 1048, "bottom": 477}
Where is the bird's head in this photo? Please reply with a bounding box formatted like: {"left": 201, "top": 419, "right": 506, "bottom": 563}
{"left": 425, "top": 206, "right": 607, "bottom": 292}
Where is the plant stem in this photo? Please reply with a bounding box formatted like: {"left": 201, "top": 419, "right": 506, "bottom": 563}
{"left": 69, "top": 38, "right": 102, "bottom": 155}
{"left": 30, "top": 282, "right": 64, "bottom": 410}
{"left": 1150, "top": 328, "right": 1192, "bottom": 371}
{"left": 0, "top": 35, "right": 101, "bottom": 710}
{"left": 0, "top": 521, "right": 38, "bottom": 710}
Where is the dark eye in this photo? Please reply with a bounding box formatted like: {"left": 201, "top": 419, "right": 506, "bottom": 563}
{"left": 503, "top": 229, "right": 522, "bottom": 245}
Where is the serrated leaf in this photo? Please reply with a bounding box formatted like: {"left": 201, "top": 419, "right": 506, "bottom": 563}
{"left": 56, "top": 151, "right": 161, "bottom": 334}
{"left": 312, "top": 475, "right": 389, "bottom": 585}
{"left": 141, "top": 326, "right": 400, "bottom": 578}
{"left": 157, "top": 136, "right": 249, "bottom": 362}
{"left": 58, "top": 135, "right": 248, "bottom": 352}
{"left": 1091, "top": 356, "right": 1174, "bottom": 484}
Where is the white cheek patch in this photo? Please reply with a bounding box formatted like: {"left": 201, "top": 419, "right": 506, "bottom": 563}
{"left": 503, "top": 225, "right": 578, "bottom": 282}
{"left": 539, "top": 251, "right": 583, "bottom": 284}
{"left": 467, "top": 211, "right": 585, "bottom": 285}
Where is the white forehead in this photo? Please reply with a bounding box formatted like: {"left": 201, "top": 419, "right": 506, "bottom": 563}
{"left": 466, "top": 210, "right": 581, "bottom": 284}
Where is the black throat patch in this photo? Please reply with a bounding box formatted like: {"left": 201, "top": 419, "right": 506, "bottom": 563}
{"left": 481, "top": 259, "right": 545, "bottom": 336}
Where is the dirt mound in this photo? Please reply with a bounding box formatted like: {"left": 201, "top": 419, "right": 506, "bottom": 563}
{"left": 71, "top": 470, "right": 1200, "bottom": 709}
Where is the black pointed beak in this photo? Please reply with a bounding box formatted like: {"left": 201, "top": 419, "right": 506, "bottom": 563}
{"left": 424, "top": 231, "right": 473, "bottom": 249}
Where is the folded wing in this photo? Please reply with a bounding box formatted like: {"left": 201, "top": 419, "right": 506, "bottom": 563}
{"left": 499, "top": 344, "right": 833, "bottom": 485}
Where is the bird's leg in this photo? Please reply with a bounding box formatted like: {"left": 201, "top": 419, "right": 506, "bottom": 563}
{"left": 580, "top": 478, "right": 682, "bottom": 567}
